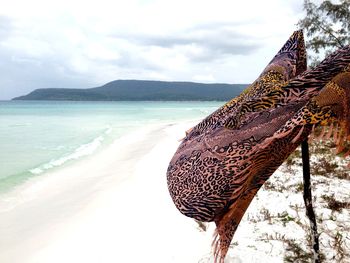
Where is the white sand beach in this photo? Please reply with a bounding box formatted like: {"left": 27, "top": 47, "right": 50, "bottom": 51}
{"left": 1, "top": 120, "right": 349, "bottom": 263}
{"left": 0, "top": 121, "right": 215, "bottom": 263}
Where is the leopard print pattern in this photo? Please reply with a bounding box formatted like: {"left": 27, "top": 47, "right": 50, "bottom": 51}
{"left": 166, "top": 30, "right": 350, "bottom": 262}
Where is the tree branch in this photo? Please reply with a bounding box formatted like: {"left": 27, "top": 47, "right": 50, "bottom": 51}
{"left": 317, "top": 23, "right": 345, "bottom": 48}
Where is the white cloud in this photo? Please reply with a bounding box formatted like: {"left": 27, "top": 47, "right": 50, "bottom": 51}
{"left": 0, "top": 0, "right": 304, "bottom": 99}
{"left": 192, "top": 74, "right": 215, "bottom": 82}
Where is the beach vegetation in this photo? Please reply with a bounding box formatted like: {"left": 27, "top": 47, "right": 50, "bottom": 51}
{"left": 298, "top": 0, "right": 350, "bottom": 67}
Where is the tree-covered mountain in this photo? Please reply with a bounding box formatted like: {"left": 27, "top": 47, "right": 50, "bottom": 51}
{"left": 12, "top": 80, "right": 248, "bottom": 101}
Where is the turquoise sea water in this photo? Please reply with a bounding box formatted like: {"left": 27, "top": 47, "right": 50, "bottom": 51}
{"left": 0, "top": 100, "right": 222, "bottom": 193}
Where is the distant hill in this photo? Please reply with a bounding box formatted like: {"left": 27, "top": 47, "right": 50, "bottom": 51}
{"left": 12, "top": 80, "right": 248, "bottom": 101}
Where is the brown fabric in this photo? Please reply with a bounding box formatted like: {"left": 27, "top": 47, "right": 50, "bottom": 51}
{"left": 166, "top": 30, "right": 350, "bottom": 262}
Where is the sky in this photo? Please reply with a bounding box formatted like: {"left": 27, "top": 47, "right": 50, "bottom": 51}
{"left": 0, "top": 0, "right": 304, "bottom": 100}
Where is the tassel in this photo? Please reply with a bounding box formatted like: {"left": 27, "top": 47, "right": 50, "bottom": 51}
{"left": 325, "top": 123, "right": 334, "bottom": 140}
{"left": 212, "top": 231, "right": 220, "bottom": 263}
{"left": 333, "top": 123, "right": 339, "bottom": 144}
{"left": 336, "top": 128, "right": 344, "bottom": 146}
{"left": 308, "top": 124, "right": 316, "bottom": 143}
{"left": 211, "top": 231, "right": 219, "bottom": 250}
{"left": 336, "top": 144, "right": 345, "bottom": 154}
{"left": 317, "top": 125, "right": 327, "bottom": 141}
{"left": 292, "top": 126, "right": 305, "bottom": 144}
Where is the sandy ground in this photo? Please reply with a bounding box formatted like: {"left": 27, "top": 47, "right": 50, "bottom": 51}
{"left": 0, "top": 122, "right": 218, "bottom": 263}
{"left": 2, "top": 121, "right": 349, "bottom": 263}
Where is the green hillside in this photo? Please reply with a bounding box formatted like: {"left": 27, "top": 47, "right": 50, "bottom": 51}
{"left": 13, "top": 80, "right": 248, "bottom": 101}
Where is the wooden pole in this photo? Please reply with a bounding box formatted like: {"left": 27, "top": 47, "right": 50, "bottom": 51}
{"left": 301, "top": 140, "right": 320, "bottom": 262}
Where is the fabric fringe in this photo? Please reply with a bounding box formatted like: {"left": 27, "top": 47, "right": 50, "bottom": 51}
{"left": 308, "top": 122, "right": 350, "bottom": 163}
{"left": 308, "top": 124, "right": 316, "bottom": 143}
{"left": 317, "top": 125, "right": 327, "bottom": 141}
{"left": 211, "top": 230, "right": 224, "bottom": 263}
{"left": 292, "top": 125, "right": 305, "bottom": 144}
{"left": 325, "top": 123, "right": 334, "bottom": 140}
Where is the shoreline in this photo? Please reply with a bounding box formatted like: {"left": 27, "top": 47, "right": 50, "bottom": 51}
{"left": 0, "top": 120, "right": 215, "bottom": 263}
{"left": 2, "top": 118, "right": 334, "bottom": 262}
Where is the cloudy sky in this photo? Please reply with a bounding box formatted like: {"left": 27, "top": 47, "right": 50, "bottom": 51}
{"left": 0, "top": 0, "right": 304, "bottom": 99}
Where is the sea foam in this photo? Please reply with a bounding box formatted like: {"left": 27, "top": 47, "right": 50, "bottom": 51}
{"left": 29, "top": 127, "right": 111, "bottom": 175}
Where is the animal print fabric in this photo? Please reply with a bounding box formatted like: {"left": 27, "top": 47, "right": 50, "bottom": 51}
{"left": 166, "top": 30, "right": 350, "bottom": 262}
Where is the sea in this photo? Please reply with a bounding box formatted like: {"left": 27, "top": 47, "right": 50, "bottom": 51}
{"left": 0, "top": 100, "right": 222, "bottom": 193}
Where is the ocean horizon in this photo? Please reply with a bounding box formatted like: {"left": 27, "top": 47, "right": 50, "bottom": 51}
{"left": 0, "top": 100, "right": 222, "bottom": 194}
